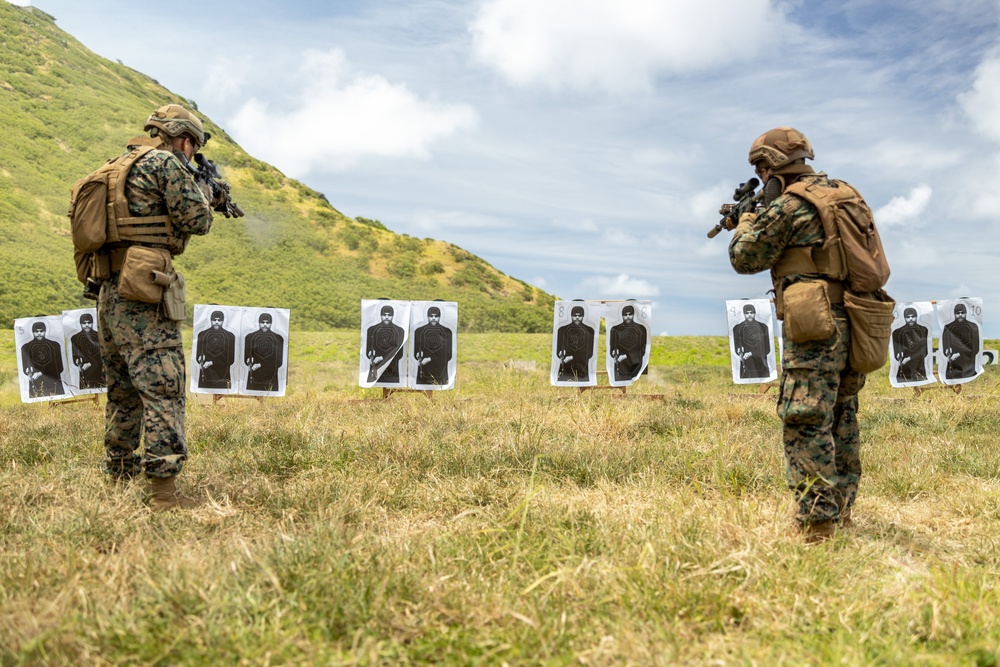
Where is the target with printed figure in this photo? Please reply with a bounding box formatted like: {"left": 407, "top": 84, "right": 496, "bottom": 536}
{"left": 62, "top": 308, "right": 105, "bottom": 395}
{"left": 551, "top": 300, "right": 600, "bottom": 386}
{"left": 409, "top": 301, "right": 457, "bottom": 390}
{"left": 725, "top": 299, "right": 777, "bottom": 384}
{"left": 14, "top": 315, "right": 71, "bottom": 403}
{"left": 937, "top": 298, "right": 984, "bottom": 386}
{"left": 190, "top": 305, "right": 242, "bottom": 394}
{"left": 240, "top": 307, "right": 290, "bottom": 396}
{"left": 604, "top": 300, "right": 652, "bottom": 387}
{"left": 360, "top": 300, "right": 410, "bottom": 388}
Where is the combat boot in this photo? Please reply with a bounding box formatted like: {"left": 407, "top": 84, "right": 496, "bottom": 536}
{"left": 803, "top": 520, "right": 837, "bottom": 544}
{"left": 150, "top": 476, "right": 198, "bottom": 512}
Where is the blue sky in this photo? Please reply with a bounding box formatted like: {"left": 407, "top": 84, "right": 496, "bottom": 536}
{"left": 16, "top": 0, "right": 1000, "bottom": 335}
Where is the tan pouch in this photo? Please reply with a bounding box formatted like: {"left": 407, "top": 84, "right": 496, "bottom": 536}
{"left": 162, "top": 271, "right": 186, "bottom": 321}
{"left": 783, "top": 281, "right": 836, "bottom": 343}
{"left": 118, "top": 246, "right": 172, "bottom": 303}
{"left": 844, "top": 290, "right": 895, "bottom": 373}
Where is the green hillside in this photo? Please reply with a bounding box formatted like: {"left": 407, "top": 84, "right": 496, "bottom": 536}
{"left": 0, "top": 3, "right": 555, "bottom": 332}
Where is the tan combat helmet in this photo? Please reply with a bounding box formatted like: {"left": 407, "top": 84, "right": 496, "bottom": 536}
{"left": 748, "top": 126, "right": 814, "bottom": 169}
{"left": 143, "top": 103, "right": 207, "bottom": 148}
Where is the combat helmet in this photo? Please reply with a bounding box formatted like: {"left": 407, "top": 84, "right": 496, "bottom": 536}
{"left": 144, "top": 104, "right": 207, "bottom": 147}
{"left": 748, "top": 126, "right": 814, "bottom": 169}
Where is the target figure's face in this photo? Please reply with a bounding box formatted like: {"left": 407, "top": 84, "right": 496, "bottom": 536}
{"left": 955, "top": 307, "right": 966, "bottom": 322}
{"left": 572, "top": 313, "right": 583, "bottom": 324}
{"left": 33, "top": 326, "right": 46, "bottom": 340}
{"left": 744, "top": 308, "right": 755, "bottom": 321}
{"left": 259, "top": 317, "right": 272, "bottom": 331}
{"left": 905, "top": 312, "right": 917, "bottom": 325}
{"left": 211, "top": 316, "right": 224, "bottom": 329}
{"left": 428, "top": 313, "right": 440, "bottom": 324}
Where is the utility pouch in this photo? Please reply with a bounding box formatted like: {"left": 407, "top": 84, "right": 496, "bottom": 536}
{"left": 844, "top": 290, "right": 895, "bottom": 373}
{"left": 783, "top": 281, "right": 836, "bottom": 343}
{"left": 118, "top": 246, "right": 172, "bottom": 304}
{"left": 162, "top": 271, "right": 186, "bottom": 321}
{"left": 74, "top": 251, "right": 93, "bottom": 284}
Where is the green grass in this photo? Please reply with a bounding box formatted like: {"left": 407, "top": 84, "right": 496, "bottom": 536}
{"left": 2, "top": 332, "right": 1000, "bottom": 665}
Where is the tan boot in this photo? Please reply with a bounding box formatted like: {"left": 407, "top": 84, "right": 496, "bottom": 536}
{"left": 150, "top": 476, "right": 198, "bottom": 512}
{"left": 803, "top": 520, "right": 837, "bottom": 544}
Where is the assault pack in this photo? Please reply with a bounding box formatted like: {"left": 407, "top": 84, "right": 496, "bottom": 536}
{"left": 68, "top": 143, "right": 171, "bottom": 284}
{"left": 775, "top": 175, "right": 895, "bottom": 373}
{"left": 775, "top": 177, "right": 890, "bottom": 293}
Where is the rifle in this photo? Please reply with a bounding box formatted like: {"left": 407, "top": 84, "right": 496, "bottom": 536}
{"left": 191, "top": 152, "right": 245, "bottom": 219}
{"left": 707, "top": 177, "right": 763, "bottom": 238}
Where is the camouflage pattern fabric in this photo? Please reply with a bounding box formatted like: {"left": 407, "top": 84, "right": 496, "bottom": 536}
{"left": 729, "top": 172, "right": 866, "bottom": 525}
{"left": 123, "top": 147, "right": 213, "bottom": 255}
{"left": 97, "top": 144, "right": 211, "bottom": 479}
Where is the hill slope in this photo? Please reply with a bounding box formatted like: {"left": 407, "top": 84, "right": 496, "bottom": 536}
{"left": 0, "top": 3, "right": 554, "bottom": 332}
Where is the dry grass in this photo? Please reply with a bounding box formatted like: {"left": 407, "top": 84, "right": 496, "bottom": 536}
{"left": 2, "top": 334, "right": 1000, "bottom": 665}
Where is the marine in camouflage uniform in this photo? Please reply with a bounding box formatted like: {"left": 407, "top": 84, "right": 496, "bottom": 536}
{"left": 97, "top": 105, "right": 213, "bottom": 485}
{"left": 728, "top": 127, "right": 866, "bottom": 538}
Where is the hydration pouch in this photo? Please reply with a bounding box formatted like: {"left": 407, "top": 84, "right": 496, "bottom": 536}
{"left": 782, "top": 281, "right": 836, "bottom": 343}
{"left": 162, "top": 270, "right": 186, "bottom": 322}
{"left": 118, "top": 246, "right": 172, "bottom": 304}
{"left": 844, "top": 290, "right": 895, "bottom": 373}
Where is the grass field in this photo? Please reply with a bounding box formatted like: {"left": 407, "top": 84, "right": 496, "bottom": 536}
{"left": 2, "top": 330, "right": 1000, "bottom": 665}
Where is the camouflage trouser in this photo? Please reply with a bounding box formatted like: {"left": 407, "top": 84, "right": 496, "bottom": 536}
{"left": 778, "top": 307, "right": 866, "bottom": 524}
{"left": 98, "top": 278, "right": 187, "bottom": 479}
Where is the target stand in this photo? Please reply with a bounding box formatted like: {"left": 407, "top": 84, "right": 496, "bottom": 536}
{"left": 211, "top": 394, "right": 265, "bottom": 405}
{"left": 49, "top": 394, "right": 101, "bottom": 409}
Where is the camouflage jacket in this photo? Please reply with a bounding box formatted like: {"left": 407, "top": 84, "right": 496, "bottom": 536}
{"left": 728, "top": 172, "right": 833, "bottom": 288}
{"left": 123, "top": 148, "right": 212, "bottom": 256}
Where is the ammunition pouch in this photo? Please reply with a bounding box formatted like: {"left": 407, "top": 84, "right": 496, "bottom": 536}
{"left": 843, "top": 290, "right": 895, "bottom": 374}
{"left": 118, "top": 246, "right": 173, "bottom": 304}
{"left": 781, "top": 280, "right": 836, "bottom": 343}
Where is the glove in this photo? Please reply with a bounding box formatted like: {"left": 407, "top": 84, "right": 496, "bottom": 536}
{"left": 211, "top": 180, "right": 230, "bottom": 208}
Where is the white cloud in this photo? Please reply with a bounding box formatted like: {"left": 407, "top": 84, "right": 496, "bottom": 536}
{"left": 690, "top": 182, "right": 732, "bottom": 221}
{"left": 227, "top": 49, "right": 478, "bottom": 176}
{"left": 601, "top": 228, "right": 637, "bottom": 246}
{"left": 471, "top": 0, "right": 787, "bottom": 93}
{"left": 578, "top": 273, "right": 660, "bottom": 297}
{"left": 553, "top": 218, "right": 599, "bottom": 232}
{"left": 202, "top": 56, "right": 251, "bottom": 103}
{"left": 959, "top": 48, "right": 1000, "bottom": 143}
{"left": 874, "top": 184, "right": 933, "bottom": 228}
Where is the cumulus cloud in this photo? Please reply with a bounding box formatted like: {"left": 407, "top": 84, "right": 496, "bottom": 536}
{"left": 874, "top": 184, "right": 933, "bottom": 227}
{"left": 578, "top": 273, "right": 660, "bottom": 297}
{"left": 959, "top": 48, "right": 1000, "bottom": 143}
{"left": 228, "top": 49, "right": 478, "bottom": 176}
{"left": 471, "top": 0, "right": 787, "bottom": 92}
